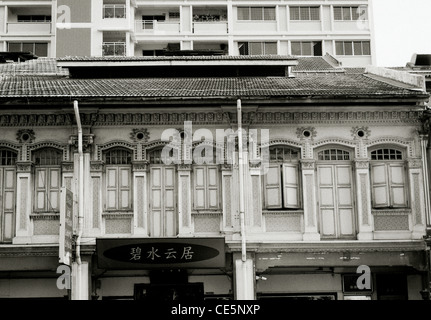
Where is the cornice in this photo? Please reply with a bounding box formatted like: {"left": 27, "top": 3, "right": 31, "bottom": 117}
{"left": 0, "top": 111, "right": 422, "bottom": 127}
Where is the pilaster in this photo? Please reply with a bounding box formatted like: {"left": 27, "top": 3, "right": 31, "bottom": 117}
{"left": 300, "top": 159, "right": 320, "bottom": 241}
{"left": 132, "top": 161, "right": 149, "bottom": 236}
{"left": 354, "top": 159, "right": 374, "bottom": 240}
{"left": 13, "top": 161, "right": 33, "bottom": 244}
{"left": 408, "top": 158, "right": 427, "bottom": 239}
{"left": 177, "top": 164, "right": 192, "bottom": 235}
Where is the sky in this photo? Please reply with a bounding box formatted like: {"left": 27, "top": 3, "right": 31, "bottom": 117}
{"left": 371, "top": 0, "right": 431, "bottom": 67}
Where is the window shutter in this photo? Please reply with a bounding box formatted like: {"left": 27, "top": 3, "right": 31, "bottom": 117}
{"left": 207, "top": 166, "right": 219, "bottom": 209}
{"left": 48, "top": 168, "right": 60, "bottom": 211}
{"left": 264, "top": 164, "right": 282, "bottom": 209}
{"left": 282, "top": 163, "right": 299, "bottom": 208}
{"left": 342, "top": 7, "right": 351, "bottom": 20}
{"left": 389, "top": 164, "right": 407, "bottom": 207}
{"left": 237, "top": 7, "right": 249, "bottom": 20}
{"left": 194, "top": 167, "right": 206, "bottom": 209}
{"left": 371, "top": 164, "right": 389, "bottom": 208}
{"left": 106, "top": 167, "right": 118, "bottom": 210}
{"left": 119, "top": 167, "right": 131, "bottom": 209}
{"left": 250, "top": 7, "right": 263, "bottom": 20}
{"left": 35, "top": 168, "right": 47, "bottom": 211}
{"left": 310, "top": 7, "right": 320, "bottom": 20}
{"left": 300, "top": 7, "right": 310, "bottom": 20}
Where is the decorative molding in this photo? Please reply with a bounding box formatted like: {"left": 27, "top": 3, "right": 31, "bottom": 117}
{"left": 30, "top": 214, "right": 60, "bottom": 220}
{"left": 90, "top": 160, "right": 104, "bottom": 172}
{"left": 132, "top": 160, "right": 149, "bottom": 172}
{"left": 300, "top": 159, "right": 315, "bottom": 170}
{"left": 102, "top": 212, "right": 134, "bottom": 219}
{"left": 16, "top": 129, "right": 35, "bottom": 144}
{"left": 313, "top": 138, "right": 356, "bottom": 149}
{"left": 359, "top": 174, "right": 369, "bottom": 226}
{"left": 27, "top": 141, "right": 69, "bottom": 162}
{"left": 296, "top": 127, "right": 317, "bottom": 140}
{"left": 96, "top": 140, "right": 135, "bottom": 161}
{"left": 413, "top": 173, "right": 422, "bottom": 224}
{"left": 367, "top": 137, "right": 415, "bottom": 158}
{"left": 69, "top": 134, "right": 94, "bottom": 152}
{"left": 16, "top": 161, "right": 33, "bottom": 173}
{"left": 262, "top": 210, "right": 304, "bottom": 215}
{"left": 407, "top": 158, "right": 423, "bottom": 169}
{"left": 177, "top": 163, "right": 192, "bottom": 171}
{"left": 354, "top": 159, "right": 370, "bottom": 169}
{"left": 351, "top": 126, "right": 370, "bottom": 140}
{"left": 0, "top": 111, "right": 421, "bottom": 127}
{"left": 61, "top": 161, "right": 74, "bottom": 173}
{"left": 372, "top": 209, "right": 412, "bottom": 216}
{"left": 130, "top": 128, "right": 150, "bottom": 143}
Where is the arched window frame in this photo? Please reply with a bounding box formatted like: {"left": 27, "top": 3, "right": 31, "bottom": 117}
{"left": 369, "top": 146, "right": 408, "bottom": 209}
{"left": 32, "top": 147, "right": 62, "bottom": 213}
{"left": 103, "top": 147, "right": 133, "bottom": 212}
{"left": 263, "top": 145, "right": 301, "bottom": 210}
{"left": 0, "top": 148, "right": 18, "bottom": 242}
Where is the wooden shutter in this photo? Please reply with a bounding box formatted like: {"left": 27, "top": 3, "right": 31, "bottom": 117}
{"left": 282, "top": 163, "right": 299, "bottom": 208}
{"left": 371, "top": 163, "right": 389, "bottom": 208}
{"left": 106, "top": 167, "right": 118, "bottom": 210}
{"left": 35, "top": 168, "right": 47, "bottom": 211}
{"left": 48, "top": 168, "right": 60, "bottom": 211}
{"left": 264, "top": 164, "right": 282, "bottom": 209}
{"left": 150, "top": 167, "right": 162, "bottom": 237}
{"left": 207, "top": 166, "right": 219, "bottom": 209}
{"left": 317, "top": 165, "right": 336, "bottom": 237}
{"left": 389, "top": 164, "right": 407, "bottom": 207}
{"left": 119, "top": 166, "right": 131, "bottom": 209}
{"left": 164, "top": 167, "right": 176, "bottom": 236}
{"left": 1, "top": 168, "right": 15, "bottom": 242}
{"left": 194, "top": 167, "right": 206, "bottom": 209}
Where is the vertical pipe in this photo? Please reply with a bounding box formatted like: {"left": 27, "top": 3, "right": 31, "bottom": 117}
{"left": 237, "top": 98, "right": 246, "bottom": 263}
{"left": 73, "top": 100, "right": 84, "bottom": 266}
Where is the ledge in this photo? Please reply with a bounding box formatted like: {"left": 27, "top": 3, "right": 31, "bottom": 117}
{"left": 30, "top": 213, "right": 60, "bottom": 220}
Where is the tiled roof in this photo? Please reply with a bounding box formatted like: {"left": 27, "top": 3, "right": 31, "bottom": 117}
{"left": 0, "top": 73, "right": 425, "bottom": 100}
{"left": 293, "top": 56, "right": 342, "bottom": 72}
{"left": 0, "top": 58, "right": 69, "bottom": 76}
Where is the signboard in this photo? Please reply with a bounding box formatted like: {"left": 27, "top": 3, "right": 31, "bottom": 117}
{"left": 59, "top": 187, "right": 74, "bottom": 266}
{"left": 96, "top": 238, "right": 226, "bottom": 269}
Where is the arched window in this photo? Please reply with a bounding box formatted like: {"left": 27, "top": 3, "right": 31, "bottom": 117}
{"left": 103, "top": 148, "right": 132, "bottom": 211}
{"left": 33, "top": 148, "right": 62, "bottom": 212}
{"left": 264, "top": 146, "right": 301, "bottom": 210}
{"left": 318, "top": 149, "right": 351, "bottom": 161}
{"left": 370, "top": 147, "right": 407, "bottom": 208}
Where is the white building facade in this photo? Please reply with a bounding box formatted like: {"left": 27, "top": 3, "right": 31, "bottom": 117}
{"left": 0, "top": 0, "right": 375, "bottom": 67}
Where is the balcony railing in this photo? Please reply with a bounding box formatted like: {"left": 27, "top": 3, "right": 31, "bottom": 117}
{"left": 102, "top": 42, "right": 126, "bottom": 56}
{"left": 135, "top": 20, "right": 180, "bottom": 34}
{"left": 6, "top": 22, "right": 52, "bottom": 34}
{"left": 103, "top": 4, "right": 126, "bottom": 19}
{"left": 192, "top": 21, "right": 228, "bottom": 34}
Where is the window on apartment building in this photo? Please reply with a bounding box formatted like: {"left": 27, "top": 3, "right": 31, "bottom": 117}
{"left": 33, "top": 148, "right": 62, "bottom": 213}
{"left": 238, "top": 42, "right": 277, "bottom": 55}
{"left": 370, "top": 148, "right": 408, "bottom": 209}
{"left": 333, "top": 6, "right": 368, "bottom": 21}
{"left": 335, "top": 41, "right": 371, "bottom": 56}
{"left": 169, "top": 12, "right": 180, "bottom": 20}
{"left": 263, "top": 146, "right": 301, "bottom": 210}
{"left": 103, "top": 5, "right": 126, "bottom": 19}
{"left": 291, "top": 41, "right": 322, "bottom": 56}
{"left": 8, "top": 42, "right": 48, "bottom": 57}
{"left": 103, "top": 148, "right": 133, "bottom": 211}
{"left": 237, "top": 7, "right": 276, "bottom": 21}
{"left": 290, "top": 6, "right": 320, "bottom": 21}
{"left": 17, "top": 15, "right": 52, "bottom": 22}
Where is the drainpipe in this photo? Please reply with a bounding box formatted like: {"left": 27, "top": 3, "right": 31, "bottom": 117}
{"left": 237, "top": 98, "right": 246, "bottom": 263}
{"left": 73, "top": 100, "right": 84, "bottom": 266}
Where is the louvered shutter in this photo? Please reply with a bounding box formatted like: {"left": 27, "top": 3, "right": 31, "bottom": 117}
{"left": 106, "top": 167, "right": 118, "bottom": 210}
{"left": 282, "top": 163, "right": 299, "bottom": 208}
{"left": 264, "top": 164, "right": 282, "bottom": 209}
{"left": 194, "top": 167, "right": 206, "bottom": 209}
{"left": 371, "top": 163, "right": 389, "bottom": 208}
{"left": 389, "top": 164, "right": 407, "bottom": 207}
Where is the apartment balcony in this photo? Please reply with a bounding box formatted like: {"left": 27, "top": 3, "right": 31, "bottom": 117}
{"left": 192, "top": 21, "right": 228, "bottom": 34}
{"left": 102, "top": 42, "right": 126, "bottom": 56}
{"left": 135, "top": 20, "right": 180, "bottom": 35}
{"left": 6, "top": 22, "right": 52, "bottom": 35}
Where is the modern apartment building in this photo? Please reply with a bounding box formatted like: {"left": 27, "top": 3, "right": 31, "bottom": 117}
{"left": 0, "top": 0, "right": 375, "bottom": 67}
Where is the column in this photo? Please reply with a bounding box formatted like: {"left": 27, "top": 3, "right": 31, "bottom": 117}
{"left": 233, "top": 252, "right": 255, "bottom": 300}
{"left": 132, "top": 161, "right": 149, "bottom": 236}
{"left": 88, "top": 160, "right": 103, "bottom": 236}
{"left": 354, "top": 159, "right": 374, "bottom": 240}
{"left": 177, "top": 164, "right": 192, "bottom": 235}
{"left": 13, "top": 162, "right": 33, "bottom": 244}
{"left": 408, "top": 158, "right": 427, "bottom": 239}
{"left": 71, "top": 261, "right": 89, "bottom": 300}
{"left": 300, "top": 159, "right": 320, "bottom": 241}
{"left": 249, "top": 164, "right": 263, "bottom": 233}
{"left": 222, "top": 164, "right": 239, "bottom": 233}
